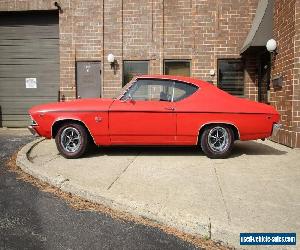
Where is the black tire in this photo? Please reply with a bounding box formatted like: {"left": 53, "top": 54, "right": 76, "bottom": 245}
{"left": 55, "top": 123, "right": 89, "bottom": 159}
{"left": 200, "top": 125, "right": 234, "bottom": 159}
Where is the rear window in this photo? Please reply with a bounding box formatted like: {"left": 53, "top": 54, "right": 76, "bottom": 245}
{"left": 172, "top": 81, "right": 198, "bottom": 102}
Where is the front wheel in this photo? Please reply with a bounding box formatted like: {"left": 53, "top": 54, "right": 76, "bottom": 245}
{"left": 200, "top": 125, "right": 234, "bottom": 159}
{"left": 55, "top": 123, "right": 88, "bottom": 159}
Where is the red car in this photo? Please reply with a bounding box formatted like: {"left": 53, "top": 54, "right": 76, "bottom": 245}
{"left": 28, "top": 75, "right": 281, "bottom": 159}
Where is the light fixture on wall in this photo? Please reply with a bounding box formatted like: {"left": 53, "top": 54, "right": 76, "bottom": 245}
{"left": 266, "top": 39, "right": 282, "bottom": 89}
{"left": 107, "top": 53, "right": 115, "bottom": 68}
{"left": 107, "top": 53, "right": 117, "bottom": 74}
{"left": 266, "top": 39, "right": 277, "bottom": 54}
{"left": 54, "top": 2, "right": 63, "bottom": 13}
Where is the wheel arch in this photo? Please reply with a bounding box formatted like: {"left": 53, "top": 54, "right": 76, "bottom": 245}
{"left": 51, "top": 118, "right": 96, "bottom": 144}
{"left": 197, "top": 122, "right": 240, "bottom": 144}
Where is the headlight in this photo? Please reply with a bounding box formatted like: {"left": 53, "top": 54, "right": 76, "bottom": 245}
{"left": 29, "top": 115, "right": 38, "bottom": 126}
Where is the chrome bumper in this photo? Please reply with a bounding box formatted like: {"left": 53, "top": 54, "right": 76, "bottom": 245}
{"left": 272, "top": 123, "right": 282, "bottom": 136}
{"left": 28, "top": 126, "right": 39, "bottom": 137}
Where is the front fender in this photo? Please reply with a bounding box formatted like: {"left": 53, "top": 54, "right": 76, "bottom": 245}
{"left": 50, "top": 112, "right": 110, "bottom": 145}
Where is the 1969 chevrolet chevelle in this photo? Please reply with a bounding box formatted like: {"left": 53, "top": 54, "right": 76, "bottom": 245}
{"left": 28, "top": 75, "right": 281, "bottom": 159}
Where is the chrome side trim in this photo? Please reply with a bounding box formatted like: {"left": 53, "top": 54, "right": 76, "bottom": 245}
{"left": 137, "top": 76, "right": 199, "bottom": 88}
{"left": 196, "top": 122, "right": 241, "bottom": 145}
{"left": 51, "top": 118, "right": 97, "bottom": 145}
{"left": 117, "top": 79, "right": 136, "bottom": 100}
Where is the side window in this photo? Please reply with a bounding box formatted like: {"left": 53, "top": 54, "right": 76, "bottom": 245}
{"left": 172, "top": 81, "right": 198, "bottom": 102}
{"left": 122, "top": 79, "right": 173, "bottom": 101}
{"left": 218, "top": 59, "right": 244, "bottom": 96}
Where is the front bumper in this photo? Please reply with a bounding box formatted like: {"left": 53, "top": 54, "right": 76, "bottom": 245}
{"left": 28, "top": 126, "right": 40, "bottom": 137}
{"left": 272, "top": 123, "right": 282, "bottom": 136}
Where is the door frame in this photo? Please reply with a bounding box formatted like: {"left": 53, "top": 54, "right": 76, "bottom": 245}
{"left": 75, "top": 60, "right": 102, "bottom": 99}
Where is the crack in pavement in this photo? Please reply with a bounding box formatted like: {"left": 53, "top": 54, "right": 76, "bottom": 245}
{"left": 107, "top": 153, "right": 141, "bottom": 190}
{"left": 40, "top": 154, "right": 61, "bottom": 166}
{"left": 213, "top": 166, "right": 231, "bottom": 224}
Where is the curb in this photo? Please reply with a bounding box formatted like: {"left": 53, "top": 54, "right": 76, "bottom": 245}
{"left": 17, "top": 139, "right": 240, "bottom": 249}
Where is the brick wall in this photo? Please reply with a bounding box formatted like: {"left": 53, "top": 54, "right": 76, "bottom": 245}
{"left": 72, "top": 0, "right": 258, "bottom": 99}
{"left": 0, "top": 0, "right": 258, "bottom": 99}
{"left": 270, "top": 0, "right": 300, "bottom": 147}
{"left": 2, "top": 0, "right": 299, "bottom": 147}
{"left": 292, "top": 0, "right": 300, "bottom": 147}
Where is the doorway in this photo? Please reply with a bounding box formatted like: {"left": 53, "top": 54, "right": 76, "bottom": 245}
{"left": 258, "top": 51, "right": 271, "bottom": 103}
{"left": 76, "top": 61, "right": 101, "bottom": 98}
{"left": 0, "top": 11, "right": 59, "bottom": 127}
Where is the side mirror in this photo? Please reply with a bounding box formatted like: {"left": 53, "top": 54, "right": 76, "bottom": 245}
{"left": 121, "top": 93, "right": 134, "bottom": 103}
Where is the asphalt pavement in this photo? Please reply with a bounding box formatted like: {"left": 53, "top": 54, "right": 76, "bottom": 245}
{"left": 0, "top": 129, "right": 198, "bottom": 250}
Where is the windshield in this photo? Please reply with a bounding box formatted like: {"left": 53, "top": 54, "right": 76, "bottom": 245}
{"left": 114, "top": 79, "right": 136, "bottom": 99}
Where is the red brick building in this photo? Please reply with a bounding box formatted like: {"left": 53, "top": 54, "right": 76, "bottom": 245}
{"left": 0, "top": 0, "right": 299, "bottom": 147}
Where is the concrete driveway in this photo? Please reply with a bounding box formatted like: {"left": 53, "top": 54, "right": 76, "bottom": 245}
{"left": 18, "top": 139, "right": 300, "bottom": 249}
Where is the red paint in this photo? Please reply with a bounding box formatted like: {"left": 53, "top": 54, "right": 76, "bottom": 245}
{"left": 29, "top": 75, "right": 280, "bottom": 145}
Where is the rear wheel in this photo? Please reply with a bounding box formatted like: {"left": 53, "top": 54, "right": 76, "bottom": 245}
{"left": 55, "top": 123, "right": 88, "bottom": 159}
{"left": 200, "top": 125, "right": 234, "bottom": 159}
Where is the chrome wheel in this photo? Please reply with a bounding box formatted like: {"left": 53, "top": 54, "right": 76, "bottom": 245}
{"left": 207, "top": 126, "right": 229, "bottom": 153}
{"left": 60, "top": 127, "right": 81, "bottom": 153}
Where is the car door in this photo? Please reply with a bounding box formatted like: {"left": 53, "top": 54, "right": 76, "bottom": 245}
{"left": 109, "top": 79, "right": 176, "bottom": 145}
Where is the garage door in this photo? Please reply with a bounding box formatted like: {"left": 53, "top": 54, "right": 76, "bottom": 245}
{"left": 0, "top": 11, "right": 59, "bottom": 127}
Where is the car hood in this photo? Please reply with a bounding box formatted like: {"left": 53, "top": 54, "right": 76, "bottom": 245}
{"left": 29, "top": 98, "right": 114, "bottom": 114}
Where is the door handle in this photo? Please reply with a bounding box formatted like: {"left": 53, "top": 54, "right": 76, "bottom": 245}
{"left": 165, "top": 107, "right": 175, "bottom": 111}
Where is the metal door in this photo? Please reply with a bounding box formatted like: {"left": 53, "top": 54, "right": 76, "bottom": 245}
{"left": 76, "top": 61, "right": 101, "bottom": 98}
{"left": 258, "top": 51, "right": 271, "bottom": 103}
{"left": 0, "top": 11, "right": 59, "bottom": 127}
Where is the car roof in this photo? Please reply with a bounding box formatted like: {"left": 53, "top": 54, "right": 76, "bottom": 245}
{"left": 136, "top": 75, "right": 209, "bottom": 88}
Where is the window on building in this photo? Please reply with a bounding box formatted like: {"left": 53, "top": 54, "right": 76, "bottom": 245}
{"left": 164, "top": 60, "right": 191, "bottom": 77}
{"left": 123, "top": 61, "right": 149, "bottom": 86}
{"left": 217, "top": 59, "right": 244, "bottom": 96}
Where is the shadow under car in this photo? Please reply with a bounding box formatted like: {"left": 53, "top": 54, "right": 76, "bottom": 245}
{"left": 83, "top": 140, "right": 287, "bottom": 159}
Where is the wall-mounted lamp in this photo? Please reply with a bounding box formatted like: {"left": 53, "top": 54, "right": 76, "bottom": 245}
{"left": 266, "top": 39, "right": 281, "bottom": 89}
{"left": 54, "top": 2, "right": 63, "bottom": 13}
{"left": 107, "top": 53, "right": 117, "bottom": 74}
{"left": 107, "top": 53, "right": 115, "bottom": 67}
{"left": 266, "top": 39, "right": 277, "bottom": 54}
{"left": 209, "top": 69, "right": 215, "bottom": 76}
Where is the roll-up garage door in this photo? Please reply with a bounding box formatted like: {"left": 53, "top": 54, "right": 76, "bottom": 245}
{"left": 0, "top": 11, "right": 59, "bottom": 127}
